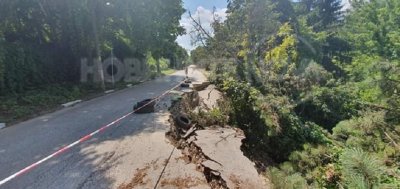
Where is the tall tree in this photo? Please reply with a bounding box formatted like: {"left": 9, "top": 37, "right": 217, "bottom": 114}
{"left": 343, "top": 0, "right": 400, "bottom": 59}
{"left": 298, "top": 0, "right": 343, "bottom": 31}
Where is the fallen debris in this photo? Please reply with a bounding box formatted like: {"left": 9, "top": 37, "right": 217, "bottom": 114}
{"left": 184, "top": 78, "right": 192, "bottom": 84}
{"left": 181, "top": 83, "right": 190, "bottom": 88}
{"left": 160, "top": 177, "right": 205, "bottom": 189}
{"left": 192, "top": 81, "right": 210, "bottom": 91}
{"left": 118, "top": 165, "right": 151, "bottom": 189}
{"left": 174, "top": 114, "right": 192, "bottom": 130}
{"left": 182, "top": 125, "right": 197, "bottom": 139}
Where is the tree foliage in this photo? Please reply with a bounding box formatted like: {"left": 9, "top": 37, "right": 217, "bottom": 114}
{"left": 0, "top": 0, "right": 186, "bottom": 94}
{"left": 191, "top": 0, "right": 400, "bottom": 187}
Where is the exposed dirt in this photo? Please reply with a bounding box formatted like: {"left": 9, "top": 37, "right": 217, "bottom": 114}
{"left": 160, "top": 176, "right": 206, "bottom": 189}
{"left": 151, "top": 158, "right": 160, "bottom": 170}
{"left": 229, "top": 175, "right": 242, "bottom": 189}
{"left": 118, "top": 165, "right": 151, "bottom": 189}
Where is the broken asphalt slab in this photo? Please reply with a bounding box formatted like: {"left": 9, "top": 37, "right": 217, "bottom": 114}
{"left": 198, "top": 85, "right": 222, "bottom": 110}
{"left": 193, "top": 128, "right": 268, "bottom": 189}
{"left": 166, "top": 67, "right": 269, "bottom": 188}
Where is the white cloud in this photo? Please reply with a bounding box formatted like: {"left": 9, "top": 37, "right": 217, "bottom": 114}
{"left": 176, "top": 6, "right": 227, "bottom": 51}
{"left": 342, "top": 0, "right": 351, "bottom": 10}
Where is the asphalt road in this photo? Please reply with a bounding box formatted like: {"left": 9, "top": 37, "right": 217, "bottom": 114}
{"left": 0, "top": 68, "right": 202, "bottom": 189}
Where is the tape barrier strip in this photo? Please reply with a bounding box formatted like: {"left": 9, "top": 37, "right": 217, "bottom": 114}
{"left": 0, "top": 81, "right": 183, "bottom": 186}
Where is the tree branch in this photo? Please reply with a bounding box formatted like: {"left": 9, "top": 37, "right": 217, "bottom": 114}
{"left": 188, "top": 11, "right": 212, "bottom": 44}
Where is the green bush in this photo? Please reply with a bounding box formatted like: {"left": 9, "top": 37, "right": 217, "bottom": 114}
{"left": 301, "top": 62, "right": 333, "bottom": 87}
{"left": 288, "top": 144, "right": 342, "bottom": 187}
{"left": 221, "top": 78, "right": 330, "bottom": 162}
{"left": 190, "top": 108, "right": 229, "bottom": 128}
{"left": 268, "top": 166, "right": 309, "bottom": 189}
{"left": 0, "top": 84, "right": 93, "bottom": 123}
{"left": 340, "top": 148, "right": 384, "bottom": 189}
{"left": 333, "top": 111, "right": 400, "bottom": 176}
{"left": 208, "top": 60, "right": 237, "bottom": 88}
{"left": 295, "top": 86, "right": 361, "bottom": 131}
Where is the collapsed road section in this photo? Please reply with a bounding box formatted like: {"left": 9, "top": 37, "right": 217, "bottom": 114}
{"left": 166, "top": 80, "right": 269, "bottom": 189}
{"left": 115, "top": 67, "right": 268, "bottom": 189}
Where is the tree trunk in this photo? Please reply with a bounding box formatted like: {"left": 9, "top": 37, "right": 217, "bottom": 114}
{"left": 90, "top": 0, "right": 105, "bottom": 90}
{"left": 156, "top": 59, "right": 161, "bottom": 75}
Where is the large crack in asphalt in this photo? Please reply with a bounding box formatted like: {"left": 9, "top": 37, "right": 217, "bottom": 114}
{"left": 166, "top": 133, "right": 228, "bottom": 189}
{"left": 166, "top": 91, "right": 229, "bottom": 189}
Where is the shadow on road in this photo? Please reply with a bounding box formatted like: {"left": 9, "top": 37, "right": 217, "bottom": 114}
{"left": 0, "top": 74, "right": 186, "bottom": 189}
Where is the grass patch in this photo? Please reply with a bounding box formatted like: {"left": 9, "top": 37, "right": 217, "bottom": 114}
{"left": 162, "top": 69, "right": 176, "bottom": 75}
{"left": 0, "top": 84, "right": 103, "bottom": 124}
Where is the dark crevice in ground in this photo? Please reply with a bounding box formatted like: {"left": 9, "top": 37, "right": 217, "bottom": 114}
{"left": 165, "top": 92, "right": 228, "bottom": 189}
{"left": 165, "top": 134, "right": 228, "bottom": 189}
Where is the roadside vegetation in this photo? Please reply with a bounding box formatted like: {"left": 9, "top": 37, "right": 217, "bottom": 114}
{"left": 0, "top": 0, "right": 189, "bottom": 124}
{"left": 190, "top": 0, "right": 400, "bottom": 188}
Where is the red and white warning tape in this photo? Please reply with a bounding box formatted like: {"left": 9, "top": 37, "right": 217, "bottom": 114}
{"left": 0, "top": 82, "right": 182, "bottom": 186}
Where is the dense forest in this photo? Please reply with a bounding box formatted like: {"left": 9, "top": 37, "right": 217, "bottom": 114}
{"left": 0, "top": 0, "right": 188, "bottom": 123}
{"left": 191, "top": 0, "right": 400, "bottom": 188}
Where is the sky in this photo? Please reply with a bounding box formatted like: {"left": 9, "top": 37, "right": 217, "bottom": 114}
{"left": 176, "top": 0, "right": 228, "bottom": 52}
{"left": 176, "top": 0, "right": 351, "bottom": 52}
{"left": 343, "top": 0, "right": 351, "bottom": 10}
